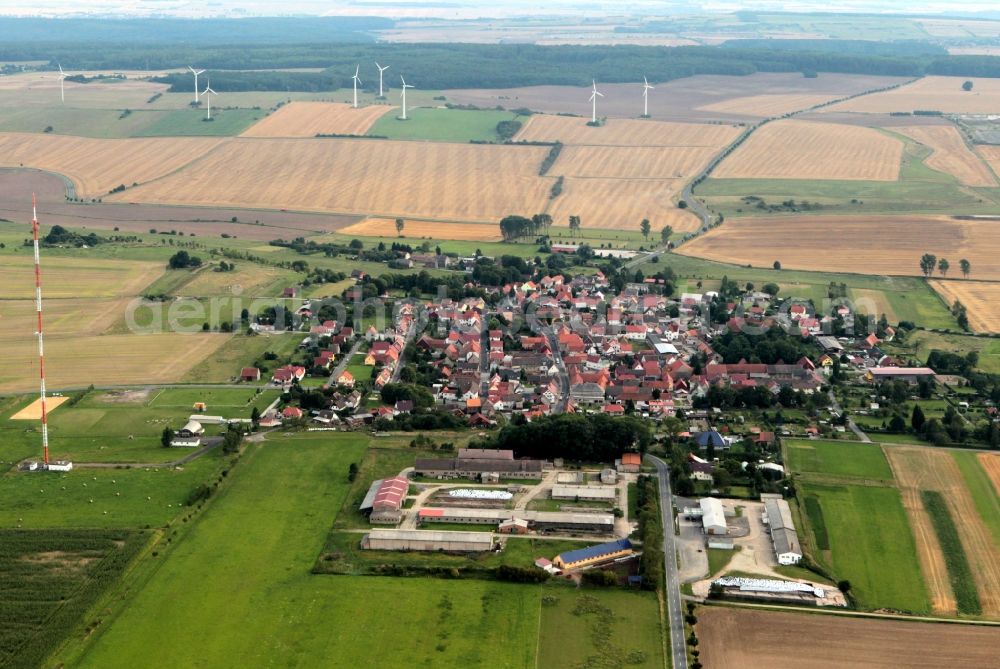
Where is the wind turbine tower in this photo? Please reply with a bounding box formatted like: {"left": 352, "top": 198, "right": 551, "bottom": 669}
{"left": 200, "top": 78, "right": 217, "bottom": 120}
{"left": 30, "top": 195, "right": 50, "bottom": 467}
{"left": 352, "top": 65, "right": 362, "bottom": 109}
{"left": 57, "top": 64, "right": 67, "bottom": 103}
{"left": 589, "top": 80, "right": 604, "bottom": 124}
{"left": 400, "top": 75, "right": 413, "bottom": 120}
{"left": 375, "top": 62, "right": 389, "bottom": 98}
{"left": 642, "top": 77, "right": 654, "bottom": 117}
{"left": 188, "top": 66, "right": 205, "bottom": 104}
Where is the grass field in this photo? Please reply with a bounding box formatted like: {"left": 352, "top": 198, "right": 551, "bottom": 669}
{"left": 798, "top": 481, "right": 929, "bottom": 612}
{"left": 0, "top": 255, "right": 163, "bottom": 299}
{"left": 891, "top": 332, "right": 1000, "bottom": 374}
{"left": 713, "top": 120, "right": 903, "bottom": 181}
{"left": 130, "top": 108, "right": 266, "bottom": 137}
{"left": 368, "top": 106, "right": 520, "bottom": 142}
{"left": 921, "top": 489, "right": 981, "bottom": 615}
{"left": 536, "top": 591, "right": 664, "bottom": 669}
{"left": 180, "top": 332, "right": 300, "bottom": 383}
{"left": 59, "top": 434, "right": 547, "bottom": 669}
{"left": 783, "top": 439, "right": 893, "bottom": 481}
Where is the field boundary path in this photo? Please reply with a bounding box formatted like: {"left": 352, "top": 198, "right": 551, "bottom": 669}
{"left": 829, "top": 389, "right": 872, "bottom": 442}
{"left": 646, "top": 454, "right": 688, "bottom": 669}
{"left": 706, "top": 600, "right": 1000, "bottom": 626}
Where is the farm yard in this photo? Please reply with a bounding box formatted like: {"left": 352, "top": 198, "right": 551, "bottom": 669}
{"left": 894, "top": 125, "right": 997, "bottom": 187}
{"left": 696, "top": 607, "right": 1000, "bottom": 669}
{"left": 0, "top": 133, "right": 223, "bottom": 197}
{"left": 677, "top": 215, "right": 1000, "bottom": 281}
{"left": 929, "top": 280, "right": 1000, "bottom": 333}
{"left": 106, "top": 137, "right": 553, "bottom": 222}
{"left": 825, "top": 75, "right": 1000, "bottom": 114}
{"left": 240, "top": 101, "right": 393, "bottom": 137}
{"left": 711, "top": 120, "right": 903, "bottom": 181}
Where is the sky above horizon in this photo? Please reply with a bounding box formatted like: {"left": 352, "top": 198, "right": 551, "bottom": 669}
{"left": 0, "top": 1, "right": 998, "bottom": 20}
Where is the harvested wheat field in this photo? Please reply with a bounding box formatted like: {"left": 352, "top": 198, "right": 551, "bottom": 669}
{"left": 241, "top": 102, "right": 393, "bottom": 138}
{"left": 547, "top": 178, "right": 700, "bottom": 232}
{"left": 552, "top": 145, "right": 720, "bottom": 180}
{"left": 977, "top": 145, "right": 1000, "bottom": 177}
{"left": 10, "top": 396, "right": 70, "bottom": 420}
{"left": 929, "top": 280, "right": 1000, "bottom": 333}
{"left": 697, "top": 93, "right": 838, "bottom": 117}
{"left": 109, "top": 138, "right": 551, "bottom": 223}
{"left": 0, "top": 256, "right": 163, "bottom": 299}
{"left": 0, "top": 133, "right": 222, "bottom": 197}
{"left": 0, "top": 333, "right": 228, "bottom": 393}
{"left": 895, "top": 125, "right": 996, "bottom": 186}
{"left": 339, "top": 217, "right": 503, "bottom": 241}
{"left": 0, "top": 298, "right": 131, "bottom": 338}
{"left": 678, "top": 215, "right": 1000, "bottom": 280}
{"left": 887, "top": 446, "right": 1000, "bottom": 616}
{"left": 895, "top": 484, "right": 957, "bottom": 614}
{"left": 713, "top": 120, "right": 903, "bottom": 181}
{"left": 697, "top": 607, "right": 1000, "bottom": 669}
{"left": 514, "top": 114, "right": 740, "bottom": 147}
{"left": 981, "top": 453, "right": 1000, "bottom": 496}
{"left": 828, "top": 76, "right": 1000, "bottom": 115}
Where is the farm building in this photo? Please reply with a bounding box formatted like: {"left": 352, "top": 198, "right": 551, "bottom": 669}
{"left": 556, "top": 471, "right": 584, "bottom": 484}
{"left": 240, "top": 367, "right": 261, "bottom": 382}
{"left": 417, "top": 507, "right": 615, "bottom": 533}
{"left": 551, "top": 486, "right": 617, "bottom": 502}
{"left": 865, "top": 367, "right": 936, "bottom": 384}
{"left": 359, "top": 476, "right": 409, "bottom": 524}
{"left": 170, "top": 420, "right": 204, "bottom": 447}
{"left": 616, "top": 452, "right": 642, "bottom": 473}
{"left": 414, "top": 448, "right": 546, "bottom": 480}
{"left": 553, "top": 539, "right": 633, "bottom": 571}
{"left": 361, "top": 529, "right": 495, "bottom": 552}
{"left": 700, "top": 497, "right": 727, "bottom": 535}
{"left": 600, "top": 468, "right": 618, "bottom": 484}
{"left": 695, "top": 430, "right": 729, "bottom": 451}
{"left": 763, "top": 497, "right": 802, "bottom": 565}
{"left": 498, "top": 518, "right": 530, "bottom": 534}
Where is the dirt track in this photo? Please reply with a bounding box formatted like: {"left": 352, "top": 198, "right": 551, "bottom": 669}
{"left": 698, "top": 606, "right": 1000, "bottom": 669}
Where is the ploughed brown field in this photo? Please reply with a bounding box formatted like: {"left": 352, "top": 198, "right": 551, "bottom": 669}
{"left": 826, "top": 75, "right": 1000, "bottom": 115}
{"left": 0, "top": 133, "right": 222, "bottom": 197}
{"left": 894, "top": 125, "right": 997, "bottom": 187}
{"left": 443, "top": 73, "right": 909, "bottom": 122}
{"left": 929, "top": 280, "right": 1000, "bottom": 333}
{"left": 106, "top": 137, "right": 553, "bottom": 223}
{"left": 0, "top": 170, "right": 360, "bottom": 241}
{"left": 240, "top": 101, "right": 393, "bottom": 137}
{"left": 712, "top": 119, "right": 903, "bottom": 181}
{"left": 677, "top": 215, "right": 1000, "bottom": 280}
{"left": 697, "top": 607, "right": 1000, "bottom": 669}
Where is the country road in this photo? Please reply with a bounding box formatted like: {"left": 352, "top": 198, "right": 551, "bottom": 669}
{"left": 646, "top": 454, "right": 687, "bottom": 669}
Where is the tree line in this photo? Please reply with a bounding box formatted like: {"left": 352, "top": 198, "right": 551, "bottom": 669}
{"left": 919, "top": 253, "right": 970, "bottom": 278}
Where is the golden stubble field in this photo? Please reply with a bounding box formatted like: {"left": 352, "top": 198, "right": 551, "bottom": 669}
{"left": 514, "top": 114, "right": 740, "bottom": 147}
{"left": 339, "top": 217, "right": 503, "bottom": 241}
{"left": 552, "top": 145, "right": 720, "bottom": 180}
{"left": 827, "top": 76, "right": 1000, "bottom": 114}
{"left": 976, "top": 145, "right": 1000, "bottom": 178}
{"left": 107, "top": 137, "right": 553, "bottom": 223}
{"left": 696, "top": 93, "right": 837, "bottom": 117}
{"left": 894, "top": 125, "right": 997, "bottom": 187}
{"left": 712, "top": 119, "right": 903, "bottom": 181}
{"left": 697, "top": 607, "right": 1000, "bottom": 669}
{"left": 677, "top": 215, "right": 1000, "bottom": 280}
{"left": 0, "top": 255, "right": 164, "bottom": 299}
{"left": 929, "top": 280, "right": 1000, "bottom": 333}
{"left": 547, "top": 178, "right": 701, "bottom": 232}
{"left": 0, "top": 133, "right": 223, "bottom": 197}
{"left": 886, "top": 447, "right": 1000, "bottom": 617}
{"left": 241, "top": 101, "right": 394, "bottom": 137}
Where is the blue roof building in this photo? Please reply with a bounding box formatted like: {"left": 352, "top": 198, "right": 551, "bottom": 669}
{"left": 553, "top": 539, "right": 633, "bottom": 570}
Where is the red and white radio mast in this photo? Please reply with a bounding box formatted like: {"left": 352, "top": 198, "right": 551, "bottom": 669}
{"left": 31, "top": 194, "right": 50, "bottom": 466}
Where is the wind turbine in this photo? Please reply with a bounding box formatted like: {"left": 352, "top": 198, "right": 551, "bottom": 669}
{"left": 375, "top": 62, "right": 389, "bottom": 98}
{"left": 642, "top": 77, "right": 654, "bottom": 117}
{"left": 188, "top": 66, "right": 205, "bottom": 104}
{"left": 57, "top": 64, "right": 67, "bottom": 103}
{"left": 399, "top": 74, "right": 413, "bottom": 120}
{"left": 352, "top": 65, "right": 362, "bottom": 109}
{"left": 200, "top": 78, "right": 217, "bottom": 120}
{"left": 589, "top": 80, "right": 604, "bottom": 124}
